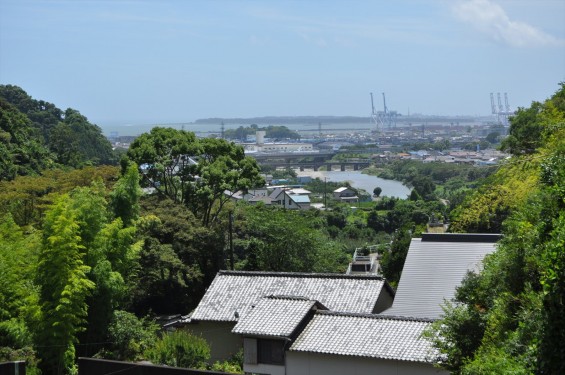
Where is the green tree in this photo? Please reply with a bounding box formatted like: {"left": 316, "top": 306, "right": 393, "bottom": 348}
{"left": 131, "top": 195, "right": 214, "bottom": 315}
{"left": 0, "top": 84, "right": 63, "bottom": 142}
{"left": 501, "top": 101, "right": 544, "bottom": 155}
{"left": 35, "top": 194, "right": 95, "bottom": 375}
{"left": 380, "top": 229, "right": 411, "bottom": 286}
{"left": 0, "top": 99, "right": 53, "bottom": 180}
{"left": 236, "top": 206, "right": 348, "bottom": 273}
{"left": 410, "top": 175, "right": 436, "bottom": 201}
{"left": 50, "top": 109, "right": 115, "bottom": 167}
{"left": 128, "top": 128, "right": 263, "bottom": 226}
{"left": 485, "top": 131, "right": 500, "bottom": 144}
{"left": 373, "top": 186, "right": 382, "bottom": 197}
{"left": 99, "top": 310, "right": 158, "bottom": 361}
{"left": 0, "top": 166, "right": 120, "bottom": 227}
{"left": 0, "top": 85, "right": 115, "bottom": 168}
{"left": 110, "top": 162, "right": 142, "bottom": 226}
{"left": 185, "top": 137, "right": 263, "bottom": 226}
{"left": 127, "top": 127, "right": 201, "bottom": 203}
{"left": 0, "top": 214, "right": 41, "bottom": 375}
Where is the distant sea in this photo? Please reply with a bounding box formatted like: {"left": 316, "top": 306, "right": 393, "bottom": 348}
{"left": 100, "top": 115, "right": 488, "bottom": 137}
{"left": 100, "top": 122, "right": 376, "bottom": 137}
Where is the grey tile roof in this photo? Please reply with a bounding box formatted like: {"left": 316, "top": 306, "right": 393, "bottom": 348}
{"left": 191, "top": 271, "right": 392, "bottom": 322}
{"left": 232, "top": 296, "right": 323, "bottom": 338}
{"left": 290, "top": 311, "right": 438, "bottom": 363}
{"left": 385, "top": 236, "right": 498, "bottom": 319}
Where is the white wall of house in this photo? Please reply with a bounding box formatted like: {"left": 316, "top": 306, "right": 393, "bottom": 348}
{"left": 285, "top": 352, "right": 448, "bottom": 375}
{"left": 333, "top": 188, "right": 356, "bottom": 200}
{"left": 185, "top": 321, "right": 241, "bottom": 363}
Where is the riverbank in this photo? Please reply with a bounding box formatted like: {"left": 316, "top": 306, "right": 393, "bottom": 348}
{"left": 294, "top": 169, "right": 411, "bottom": 199}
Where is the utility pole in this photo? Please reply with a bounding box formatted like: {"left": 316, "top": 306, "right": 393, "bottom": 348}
{"left": 228, "top": 211, "right": 234, "bottom": 270}
{"left": 324, "top": 177, "right": 327, "bottom": 208}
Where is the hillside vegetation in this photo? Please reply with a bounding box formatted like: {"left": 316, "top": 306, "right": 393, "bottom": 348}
{"left": 1, "top": 83, "right": 563, "bottom": 374}
{"left": 0, "top": 85, "right": 116, "bottom": 177}
{"left": 426, "top": 83, "right": 565, "bottom": 374}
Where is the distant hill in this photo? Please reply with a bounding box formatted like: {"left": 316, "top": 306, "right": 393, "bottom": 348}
{"left": 194, "top": 114, "right": 481, "bottom": 126}
{"left": 0, "top": 85, "right": 116, "bottom": 179}
{"left": 194, "top": 116, "right": 370, "bottom": 125}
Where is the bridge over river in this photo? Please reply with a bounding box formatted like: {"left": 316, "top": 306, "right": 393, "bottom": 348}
{"left": 247, "top": 151, "right": 371, "bottom": 171}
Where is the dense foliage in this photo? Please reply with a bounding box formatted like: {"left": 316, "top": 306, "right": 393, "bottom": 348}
{"left": 0, "top": 85, "right": 116, "bottom": 172}
{"left": 233, "top": 205, "right": 349, "bottom": 273}
{"left": 127, "top": 127, "right": 264, "bottom": 227}
{"left": 0, "top": 99, "right": 53, "bottom": 180}
{"left": 426, "top": 83, "right": 565, "bottom": 374}
{"left": 2, "top": 83, "right": 562, "bottom": 374}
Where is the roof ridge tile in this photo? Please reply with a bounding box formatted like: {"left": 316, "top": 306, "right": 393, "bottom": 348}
{"left": 218, "top": 270, "right": 386, "bottom": 281}
{"left": 316, "top": 310, "right": 436, "bottom": 323}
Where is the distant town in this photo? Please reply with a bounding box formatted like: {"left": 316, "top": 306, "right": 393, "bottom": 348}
{"left": 107, "top": 114, "right": 509, "bottom": 168}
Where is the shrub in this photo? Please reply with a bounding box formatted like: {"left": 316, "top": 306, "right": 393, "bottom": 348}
{"left": 145, "top": 330, "right": 210, "bottom": 369}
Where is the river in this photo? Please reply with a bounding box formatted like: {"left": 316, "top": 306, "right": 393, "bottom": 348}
{"left": 294, "top": 170, "right": 411, "bottom": 199}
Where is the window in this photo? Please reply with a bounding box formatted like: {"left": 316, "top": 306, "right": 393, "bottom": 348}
{"left": 258, "top": 339, "right": 285, "bottom": 365}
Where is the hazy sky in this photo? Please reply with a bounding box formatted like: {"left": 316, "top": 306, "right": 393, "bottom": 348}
{"left": 1, "top": 0, "right": 564, "bottom": 127}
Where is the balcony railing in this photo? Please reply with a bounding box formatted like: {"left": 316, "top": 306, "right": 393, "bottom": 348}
{"left": 347, "top": 245, "right": 381, "bottom": 275}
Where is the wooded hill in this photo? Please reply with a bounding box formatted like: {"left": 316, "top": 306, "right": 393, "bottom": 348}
{"left": 0, "top": 85, "right": 116, "bottom": 179}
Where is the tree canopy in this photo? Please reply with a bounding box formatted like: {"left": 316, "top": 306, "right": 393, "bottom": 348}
{"left": 0, "top": 99, "right": 53, "bottom": 180}
{"left": 0, "top": 85, "right": 116, "bottom": 171}
{"left": 127, "top": 128, "right": 264, "bottom": 226}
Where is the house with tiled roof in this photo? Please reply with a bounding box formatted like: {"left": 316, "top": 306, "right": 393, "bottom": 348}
{"left": 184, "top": 271, "right": 395, "bottom": 361}
{"left": 286, "top": 312, "right": 445, "bottom": 375}
{"left": 232, "top": 295, "right": 445, "bottom": 375}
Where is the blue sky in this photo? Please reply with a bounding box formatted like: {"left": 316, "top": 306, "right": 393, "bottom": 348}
{"left": 1, "top": 0, "right": 564, "bottom": 128}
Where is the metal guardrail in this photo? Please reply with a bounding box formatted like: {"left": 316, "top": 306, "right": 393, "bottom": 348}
{"left": 348, "top": 245, "right": 381, "bottom": 275}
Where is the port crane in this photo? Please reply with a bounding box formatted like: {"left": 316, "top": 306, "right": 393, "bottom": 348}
{"left": 490, "top": 92, "right": 514, "bottom": 126}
